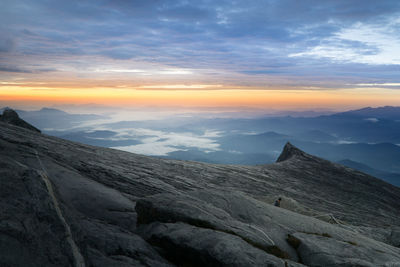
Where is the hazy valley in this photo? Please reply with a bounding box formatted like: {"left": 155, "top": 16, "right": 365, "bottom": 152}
{"left": 5, "top": 106, "right": 400, "bottom": 186}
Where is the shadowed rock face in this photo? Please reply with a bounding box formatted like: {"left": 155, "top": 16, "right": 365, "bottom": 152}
{"left": 0, "top": 108, "right": 41, "bottom": 133}
{"left": 276, "top": 142, "right": 310, "bottom": 162}
{"left": 0, "top": 119, "right": 400, "bottom": 266}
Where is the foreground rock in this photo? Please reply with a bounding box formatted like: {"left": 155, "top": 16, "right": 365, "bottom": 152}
{"left": 0, "top": 162, "right": 71, "bottom": 266}
{"left": 0, "top": 113, "right": 400, "bottom": 266}
{"left": 140, "top": 222, "right": 304, "bottom": 267}
{"left": 291, "top": 232, "right": 400, "bottom": 267}
{"left": 135, "top": 190, "right": 400, "bottom": 266}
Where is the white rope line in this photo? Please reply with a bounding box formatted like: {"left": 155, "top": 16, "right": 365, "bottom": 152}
{"left": 247, "top": 224, "right": 275, "bottom": 245}
{"left": 33, "top": 149, "right": 86, "bottom": 267}
{"left": 311, "top": 213, "right": 341, "bottom": 223}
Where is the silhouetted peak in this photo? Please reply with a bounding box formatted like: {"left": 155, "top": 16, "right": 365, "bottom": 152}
{"left": 276, "top": 142, "right": 308, "bottom": 162}
{"left": 0, "top": 108, "right": 41, "bottom": 133}
{"left": 2, "top": 108, "right": 19, "bottom": 120}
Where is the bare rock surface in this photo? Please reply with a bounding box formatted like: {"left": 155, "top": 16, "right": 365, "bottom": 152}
{"left": 0, "top": 109, "right": 41, "bottom": 133}
{"left": 140, "top": 222, "right": 300, "bottom": 267}
{"left": 0, "top": 160, "right": 72, "bottom": 266}
{"left": 135, "top": 190, "right": 400, "bottom": 266}
{"left": 1, "top": 112, "right": 400, "bottom": 266}
{"left": 291, "top": 232, "right": 400, "bottom": 267}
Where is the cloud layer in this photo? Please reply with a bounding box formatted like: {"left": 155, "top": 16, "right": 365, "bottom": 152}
{"left": 1, "top": 0, "right": 400, "bottom": 88}
{"left": 110, "top": 128, "right": 221, "bottom": 156}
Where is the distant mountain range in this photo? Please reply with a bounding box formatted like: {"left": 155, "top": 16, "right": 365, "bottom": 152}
{"left": 162, "top": 106, "right": 400, "bottom": 186}
{"left": 0, "top": 107, "right": 107, "bottom": 130}
{"left": 3, "top": 105, "right": 400, "bottom": 186}
{"left": 338, "top": 106, "right": 400, "bottom": 120}
{"left": 165, "top": 130, "right": 400, "bottom": 185}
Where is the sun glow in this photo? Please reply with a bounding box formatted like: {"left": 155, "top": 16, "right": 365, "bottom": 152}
{"left": 1, "top": 83, "right": 400, "bottom": 110}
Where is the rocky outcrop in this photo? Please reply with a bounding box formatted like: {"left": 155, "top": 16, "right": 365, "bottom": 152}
{"left": 135, "top": 190, "right": 400, "bottom": 267}
{"left": 0, "top": 120, "right": 400, "bottom": 266}
{"left": 276, "top": 142, "right": 310, "bottom": 162}
{"left": 140, "top": 222, "right": 300, "bottom": 267}
{"left": 290, "top": 232, "right": 400, "bottom": 267}
{"left": 0, "top": 108, "right": 41, "bottom": 133}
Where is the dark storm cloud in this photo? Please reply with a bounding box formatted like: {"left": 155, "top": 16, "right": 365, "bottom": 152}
{"left": 1, "top": 0, "right": 400, "bottom": 86}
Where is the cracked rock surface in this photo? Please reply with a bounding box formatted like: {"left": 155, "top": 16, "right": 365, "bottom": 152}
{"left": 1, "top": 113, "right": 400, "bottom": 266}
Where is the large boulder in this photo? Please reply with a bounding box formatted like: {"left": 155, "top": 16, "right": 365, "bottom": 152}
{"left": 140, "top": 222, "right": 303, "bottom": 267}
{"left": 75, "top": 219, "right": 173, "bottom": 267}
{"left": 135, "top": 190, "right": 297, "bottom": 260}
{"left": 135, "top": 190, "right": 400, "bottom": 267}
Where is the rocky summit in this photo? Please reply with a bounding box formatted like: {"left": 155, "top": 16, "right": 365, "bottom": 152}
{"left": 0, "top": 108, "right": 41, "bottom": 133}
{"left": 0, "top": 110, "right": 400, "bottom": 267}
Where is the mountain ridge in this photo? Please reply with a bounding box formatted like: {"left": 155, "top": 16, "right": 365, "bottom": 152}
{"left": 338, "top": 106, "right": 400, "bottom": 120}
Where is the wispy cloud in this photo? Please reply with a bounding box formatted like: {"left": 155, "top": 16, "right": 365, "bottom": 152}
{"left": 290, "top": 21, "right": 400, "bottom": 65}
{"left": 355, "top": 83, "right": 400, "bottom": 87}
{"left": 1, "top": 0, "right": 400, "bottom": 90}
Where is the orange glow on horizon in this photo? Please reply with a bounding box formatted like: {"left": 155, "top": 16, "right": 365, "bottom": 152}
{"left": 1, "top": 84, "right": 400, "bottom": 110}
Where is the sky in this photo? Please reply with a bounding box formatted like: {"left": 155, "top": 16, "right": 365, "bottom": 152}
{"left": 1, "top": 0, "right": 400, "bottom": 111}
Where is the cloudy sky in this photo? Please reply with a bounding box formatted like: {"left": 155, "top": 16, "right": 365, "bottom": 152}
{"left": 1, "top": 0, "right": 400, "bottom": 110}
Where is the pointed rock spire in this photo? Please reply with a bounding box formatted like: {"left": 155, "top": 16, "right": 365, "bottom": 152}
{"left": 276, "top": 142, "right": 307, "bottom": 162}
{"left": 2, "top": 108, "right": 19, "bottom": 120}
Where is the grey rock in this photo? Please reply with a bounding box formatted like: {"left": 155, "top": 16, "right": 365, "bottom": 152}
{"left": 0, "top": 161, "right": 72, "bottom": 266}
{"left": 0, "top": 108, "right": 41, "bottom": 133}
{"left": 353, "top": 226, "right": 400, "bottom": 248}
{"left": 76, "top": 219, "right": 173, "bottom": 267}
{"left": 390, "top": 227, "right": 400, "bottom": 248}
{"left": 136, "top": 191, "right": 275, "bottom": 246}
{"left": 140, "top": 222, "right": 294, "bottom": 267}
{"left": 1, "top": 118, "right": 400, "bottom": 266}
{"left": 276, "top": 142, "right": 310, "bottom": 162}
{"left": 135, "top": 190, "right": 298, "bottom": 260}
{"left": 292, "top": 232, "right": 400, "bottom": 267}
{"left": 135, "top": 190, "right": 400, "bottom": 266}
